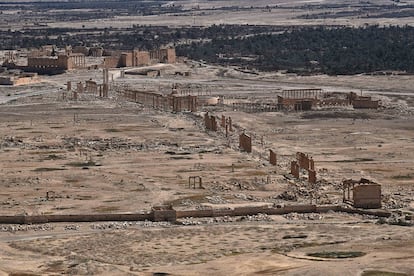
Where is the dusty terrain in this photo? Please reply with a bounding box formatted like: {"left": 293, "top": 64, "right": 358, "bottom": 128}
{"left": 3, "top": 0, "right": 414, "bottom": 30}
{"left": 0, "top": 60, "right": 413, "bottom": 275}
{"left": 0, "top": 0, "right": 414, "bottom": 275}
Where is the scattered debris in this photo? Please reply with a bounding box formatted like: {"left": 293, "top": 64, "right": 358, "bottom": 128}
{"left": 180, "top": 213, "right": 272, "bottom": 225}
{"left": 0, "top": 224, "right": 54, "bottom": 232}
{"left": 283, "top": 212, "right": 323, "bottom": 220}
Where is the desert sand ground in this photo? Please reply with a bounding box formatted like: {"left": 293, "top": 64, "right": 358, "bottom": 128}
{"left": 3, "top": 0, "right": 414, "bottom": 30}
{"left": 0, "top": 0, "right": 414, "bottom": 275}
{"left": 0, "top": 60, "right": 413, "bottom": 275}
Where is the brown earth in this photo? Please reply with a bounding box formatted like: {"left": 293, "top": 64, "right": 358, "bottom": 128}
{"left": 0, "top": 59, "right": 412, "bottom": 275}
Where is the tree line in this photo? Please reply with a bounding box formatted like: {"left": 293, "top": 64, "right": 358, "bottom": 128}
{"left": 177, "top": 25, "right": 414, "bottom": 75}
{"left": 3, "top": 24, "right": 414, "bottom": 75}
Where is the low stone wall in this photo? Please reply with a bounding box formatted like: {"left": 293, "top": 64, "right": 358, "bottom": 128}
{"left": 0, "top": 204, "right": 391, "bottom": 224}
{"left": 176, "top": 209, "right": 214, "bottom": 218}
{"left": 0, "top": 213, "right": 152, "bottom": 224}
{"left": 337, "top": 206, "right": 391, "bottom": 218}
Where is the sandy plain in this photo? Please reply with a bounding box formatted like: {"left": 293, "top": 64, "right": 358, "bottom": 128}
{"left": 0, "top": 0, "right": 414, "bottom": 275}
{"left": 0, "top": 61, "right": 413, "bottom": 275}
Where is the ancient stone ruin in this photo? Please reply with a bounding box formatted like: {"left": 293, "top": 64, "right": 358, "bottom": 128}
{"left": 343, "top": 178, "right": 382, "bottom": 209}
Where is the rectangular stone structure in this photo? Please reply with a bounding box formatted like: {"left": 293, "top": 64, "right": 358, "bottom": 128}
{"left": 269, "top": 150, "right": 277, "bottom": 165}
{"left": 210, "top": 116, "right": 218, "bottom": 131}
{"left": 308, "top": 169, "right": 316, "bottom": 184}
{"left": 239, "top": 133, "right": 252, "bottom": 153}
{"left": 290, "top": 161, "right": 299, "bottom": 178}
{"left": 204, "top": 113, "right": 218, "bottom": 131}
{"left": 152, "top": 205, "right": 177, "bottom": 222}
{"left": 221, "top": 115, "right": 226, "bottom": 127}
{"left": 353, "top": 184, "right": 381, "bottom": 209}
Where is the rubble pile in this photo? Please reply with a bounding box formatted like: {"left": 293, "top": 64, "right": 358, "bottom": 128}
{"left": 0, "top": 136, "right": 25, "bottom": 148}
{"left": 61, "top": 136, "right": 221, "bottom": 154}
{"left": 239, "top": 213, "right": 273, "bottom": 222}
{"left": 228, "top": 179, "right": 256, "bottom": 191}
{"left": 90, "top": 222, "right": 132, "bottom": 230}
{"left": 276, "top": 191, "right": 297, "bottom": 201}
{"left": 234, "top": 193, "right": 259, "bottom": 201}
{"left": 209, "top": 182, "right": 232, "bottom": 192}
{"left": 180, "top": 218, "right": 203, "bottom": 225}
{"left": 377, "top": 212, "right": 413, "bottom": 226}
{"left": 62, "top": 136, "right": 144, "bottom": 151}
{"left": 180, "top": 213, "right": 273, "bottom": 225}
{"left": 272, "top": 185, "right": 321, "bottom": 203}
{"left": 378, "top": 96, "right": 413, "bottom": 115}
{"left": 283, "top": 212, "right": 323, "bottom": 220}
{"left": 382, "top": 193, "right": 408, "bottom": 209}
{"left": 91, "top": 221, "right": 171, "bottom": 230}
{"left": 206, "top": 195, "right": 228, "bottom": 204}
{"left": 0, "top": 177, "right": 40, "bottom": 187}
{"left": 195, "top": 205, "right": 213, "bottom": 210}
{"left": 134, "top": 220, "right": 171, "bottom": 228}
{"left": 180, "top": 199, "right": 197, "bottom": 206}
{"left": 0, "top": 224, "right": 54, "bottom": 232}
{"left": 64, "top": 224, "right": 80, "bottom": 230}
{"left": 1, "top": 199, "right": 20, "bottom": 207}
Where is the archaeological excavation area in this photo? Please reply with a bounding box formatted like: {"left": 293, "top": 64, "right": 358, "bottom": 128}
{"left": 0, "top": 55, "right": 413, "bottom": 275}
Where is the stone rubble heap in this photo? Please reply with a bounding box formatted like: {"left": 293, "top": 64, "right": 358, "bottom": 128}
{"left": 90, "top": 221, "right": 171, "bottom": 230}
{"left": 283, "top": 212, "right": 323, "bottom": 220}
{"left": 64, "top": 224, "right": 80, "bottom": 230}
{"left": 180, "top": 213, "right": 273, "bottom": 225}
{"left": 377, "top": 212, "right": 413, "bottom": 227}
{"left": 0, "top": 224, "right": 54, "bottom": 232}
{"left": 206, "top": 195, "right": 228, "bottom": 204}
{"left": 382, "top": 191, "right": 411, "bottom": 210}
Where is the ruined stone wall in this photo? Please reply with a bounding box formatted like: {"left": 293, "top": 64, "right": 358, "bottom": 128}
{"left": 109, "top": 48, "right": 173, "bottom": 68}
{"left": 149, "top": 48, "right": 176, "bottom": 64}
{"left": 0, "top": 204, "right": 390, "bottom": 225}
{"left": 0, "top": 76, "right": 13, "bottom": 85}
{"left": 232, "top": 102, "right": 282, "bottom": 113}
{"left": 0, "top": 213, "right": 152, "bottom": 224}
{"left": 90, "top": 47, "right": 104, "bottom": 57}
{"left": 57, "top": 55, "right": 70, "bottom": 69}
{"left": 352, "top": 99, "right": 379, "bottom": 109}
{"left": 349, "top": 92, "right": 379, "bottom": 109}
{"left": 123, "top": 90, "right": 197, "bottom": 112}
{"left": 120, "top": 53, "right": 133, "bottom": 67}
{"left": 27, "top": 54, "right": 85, "bottom": 71}
{"left": 308, "top": 170, "right": 317, "bottom": 184}
{"left": 72, "top": 46, "right": 89, "bottom": 55}
{"left": 120, "top": 51, "right": 151, "bottom": 67}
{"left": 165, "top": 48, "right": 176, "bottom": 63}
{"left": 133, "top": 50, "right": 150, "bottom": 66}
{"left": 239, "top": 133, "right": 252, "bottom": 153}
{"left": 290, "top": 161, "right": 300, "bottom": 178}
{"left": 0, "top": 75, "right": 40, "bottom": 86}
{"left": 176, "top": 209, "right": 214, "bottom": 218}
{"left": 204, "top": 113, "right": 218, "bottom": 131}
{"left": 85, "top": 80, "right": 98, "bottom": 94}
{"left": 152, "top": 209, "right": 177, "bottom": 222}
{"left": 175, "top": 205, "right": 319, "bottom": 218}
{"left": 67, "top": 54, "right": 86, "bottom": 69}
{"left": 28, "top": 57, "right": 61, "bottom": 69}
{"left": 28, "top": 49, "right": 51, "bottom": 58}
{"left": 104, "top": 56, "right": 120, "bottom": 68}
{"left": 353, "top": 184, "right": 382, "bottom": 209}
{"left": 278, "top": 97, "right": 315, "bottom": 111}
{"left": 269, "top": 150, "right": 277, "bottom": 165}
